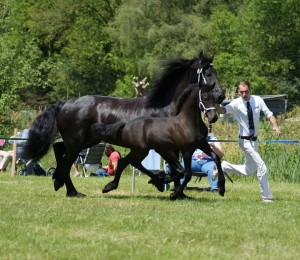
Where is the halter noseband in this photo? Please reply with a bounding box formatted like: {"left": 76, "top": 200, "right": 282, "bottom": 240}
{"left": 198, "top": 89, "right": 216, "bottom": 116}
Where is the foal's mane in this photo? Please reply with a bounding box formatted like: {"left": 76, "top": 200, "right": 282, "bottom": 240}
{"left": 145, "top": 57, "right": 195, "bottom": 108}
{"left": 174, "top": 84, "right": 198, "bottom": 115}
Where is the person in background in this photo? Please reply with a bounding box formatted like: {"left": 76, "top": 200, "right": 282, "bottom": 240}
{"left": 91, "top": 144, "right": 120, "bottom": 177}
{"left": 190, "top": 135, "right": 224, "bottom": 192}
{"left": 0, "top": 139, "right": 13, "bottom": 172}
{"left": 10, "top": 128, "right": 43, "bottom": 175}
{"left": 216, "top": 81, "right": 281, "bottom": 202}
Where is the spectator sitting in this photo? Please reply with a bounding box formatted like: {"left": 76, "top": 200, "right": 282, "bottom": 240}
{"left": 0, "top": 139, "right": 13, "bottom": 172}
{"left": 11, "top": 128, "right": 41, "bottom": 175}
{"left": 91, "top": 144, "right": 120, "bottom": 177}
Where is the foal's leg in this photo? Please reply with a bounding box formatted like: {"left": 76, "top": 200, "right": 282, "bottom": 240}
{"left": 102, "top": 154, "right": 133, "bottom": 193}
{"left": 159, "top": 151, "right": 185, "bottom": 184}
{"left": 200, "top": 141, "right": 225, "bottom": 197}
{"left": 103, "top": 149, "right": 165, "bottom": 193}
{"left": 170, "top": 152, "right": 193, "bottom": 200}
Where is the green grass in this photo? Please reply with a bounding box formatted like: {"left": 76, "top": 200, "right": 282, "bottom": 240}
{"left": 0, "top": 173, "right": 299, "bottom": 260}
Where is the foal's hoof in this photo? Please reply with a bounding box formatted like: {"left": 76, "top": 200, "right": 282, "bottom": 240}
{"left": 53, "top": 179, "right": 64, "bottom": 191}
{"left": 67, "top": 192, "right": 86, "bottom": 198}
{"left": 102, "top": 182, "right": 118, "bottom": 193}
{"left": 218, "top": 187, "right": 225, "bottom": 197}
{"left": 148, "top": 179, "right": 165, "bottom": 192}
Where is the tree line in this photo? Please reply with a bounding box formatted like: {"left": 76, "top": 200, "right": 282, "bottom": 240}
{"left": 0, "top": 0, "right": 299, "bottom": 132}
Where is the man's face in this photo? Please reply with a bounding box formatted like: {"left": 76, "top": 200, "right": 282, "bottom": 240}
{"left": 238, "top": 84, "right": 251, "bottom": 101}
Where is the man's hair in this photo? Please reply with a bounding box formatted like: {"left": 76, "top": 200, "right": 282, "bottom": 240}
{"left": 105, "top": 144, "right": 115, "bottom": 151}
{"left": 238, "top": 81, "right": 251, "bottom": 90}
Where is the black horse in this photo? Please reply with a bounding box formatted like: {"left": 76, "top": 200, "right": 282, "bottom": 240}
{"left": 92, "top": 83, "right": 224, "bottom": 200}
{"left": 21, "top": 52, "right": 225, "bottom": 197}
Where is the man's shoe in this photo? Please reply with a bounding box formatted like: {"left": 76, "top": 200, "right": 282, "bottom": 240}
{"left": 262, "top": 198, "right": 274, "bottom": 203}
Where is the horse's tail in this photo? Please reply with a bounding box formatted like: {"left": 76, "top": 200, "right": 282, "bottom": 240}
{"left": 21, "top": 102, "right": 65, "bottom": 160}
{"left": 91, "top": 122, "right": 125, "bottom": 144}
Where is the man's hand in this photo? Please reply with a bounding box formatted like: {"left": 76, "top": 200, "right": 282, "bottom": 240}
{"left": 215, "top": 104, "right": 225, "bottom": 114}
{"left": 273, "top": 126, "right": 282, "bottom": 136}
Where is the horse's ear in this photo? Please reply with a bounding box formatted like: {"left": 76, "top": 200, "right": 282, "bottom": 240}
{"left": 199, "top": 51, "right": 203, "bottom": 58}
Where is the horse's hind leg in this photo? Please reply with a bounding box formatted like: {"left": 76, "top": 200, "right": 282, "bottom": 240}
{"left": 63, "top": 147, "right": 86, "bottom": 198}
{"left": 52, "top": 142, "right": 66, "bottom": 191}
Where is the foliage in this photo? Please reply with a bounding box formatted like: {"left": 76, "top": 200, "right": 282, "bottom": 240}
{"left": 1, "top": 0, "right": 300, "bottom": 132}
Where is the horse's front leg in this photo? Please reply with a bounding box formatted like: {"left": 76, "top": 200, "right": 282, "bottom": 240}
{"left": 170, "top": 152, "right": 192, "bottom": 200}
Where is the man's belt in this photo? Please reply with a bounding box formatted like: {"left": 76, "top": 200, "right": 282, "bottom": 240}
{"left": 239, "top": 135, "right": 257, "bottom": 141}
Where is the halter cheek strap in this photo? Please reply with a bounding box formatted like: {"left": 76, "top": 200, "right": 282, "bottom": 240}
{"left": 198, "top": 89, "right": 216, "bottom": 116}
{"left": 197, "top": 63, "right": 213, "bottom": 85}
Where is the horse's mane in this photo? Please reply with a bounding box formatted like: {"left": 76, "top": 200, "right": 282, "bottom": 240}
{"left": 174, "top": 84, "right": 198, "bottom": 115}
{"left": 145, "top": 58, "right": 193, "bottom": 108}
{"left": 145, "top": 53, "right": 213, "bottom": 109}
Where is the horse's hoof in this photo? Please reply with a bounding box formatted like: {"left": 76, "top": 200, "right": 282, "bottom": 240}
{"left": 218, "top": 188, "right": 225, "bottom": 197}
{"left": 148, "top": 179, "right": 164, "bottom": 192}
{"left": 53, "top": 179, "right": 64, "bottom": 191}
{"left": 102, "top": 182, "right": 118, "bottom": 193}
{"left": 67, "top": 192, "right": 86, "bottom": 198}
{"left": 170, "top": 192, "right": 187, "bottom": 200}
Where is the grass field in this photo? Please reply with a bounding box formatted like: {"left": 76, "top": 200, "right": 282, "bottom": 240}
{"left": 0, "top": 173, "right": 299, "bottom": 260}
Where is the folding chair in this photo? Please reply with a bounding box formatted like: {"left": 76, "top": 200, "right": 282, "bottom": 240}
{"left": 190, "top": 168, "right": 233, "bottom": 190}
{"left": 192, "top": 171, "right": 208, "bottom": 183}
{"left": 132, "top": 149, "right": 162, "bottom": 192}
{"left": 77, "top": 143, "right": 106, "bottom": 177}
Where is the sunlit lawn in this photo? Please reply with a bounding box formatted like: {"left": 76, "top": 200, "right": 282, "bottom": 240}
{"left": 0, "top": 173, "right": 299, "bottom": 260}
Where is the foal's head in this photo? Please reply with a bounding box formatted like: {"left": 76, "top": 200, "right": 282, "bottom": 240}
{"left": 198, "top": 86, "right": 218, "bottom": 124}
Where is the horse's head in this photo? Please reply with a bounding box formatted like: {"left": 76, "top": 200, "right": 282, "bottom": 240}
{"left": 196, "top": 52, "right": 225, "bottom": 104}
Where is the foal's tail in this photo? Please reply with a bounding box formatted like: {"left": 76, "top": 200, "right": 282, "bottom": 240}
{"left": 91, "top": 122, "right": 125, "bottom": 144}
{"left": 21, "top": 102, "right": 65, "bottom": 161}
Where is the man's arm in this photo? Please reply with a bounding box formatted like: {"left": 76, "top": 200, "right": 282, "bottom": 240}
{"left": 210, "top": 142, "right": 224, "bottom": 159}
{"left": 269, "top": 115, "right": 282, "bottom": 136}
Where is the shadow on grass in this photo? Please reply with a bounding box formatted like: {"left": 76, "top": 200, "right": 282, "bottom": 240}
{"left": 95, "top": 192, "right": 224, "bottom": 203}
